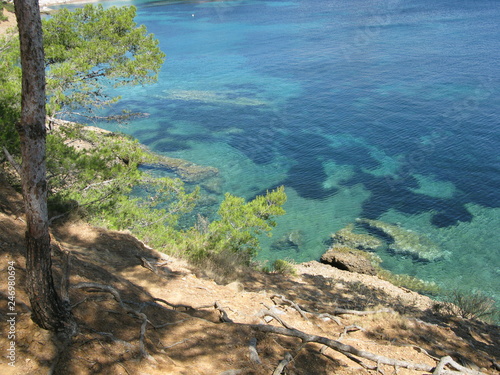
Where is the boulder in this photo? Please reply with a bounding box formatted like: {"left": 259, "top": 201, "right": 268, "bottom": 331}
{"left": 320, "top": 245, "right": 377, "bottom": 276}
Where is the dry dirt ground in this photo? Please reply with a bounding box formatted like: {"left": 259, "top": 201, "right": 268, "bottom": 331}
{"left": 0, "top": 10, "right": 16, "bottom": 35}
{"left": 0, "top": 172, "right": 499, "bottom": 375}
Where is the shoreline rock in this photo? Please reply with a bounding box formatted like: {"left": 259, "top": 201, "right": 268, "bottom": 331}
{"left": 320, "top": 245, "right": 377, "bottom": 276}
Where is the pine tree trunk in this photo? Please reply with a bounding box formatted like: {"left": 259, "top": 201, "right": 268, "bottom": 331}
{"left": 14, "top": 0, "right": 75, "bottom": 334}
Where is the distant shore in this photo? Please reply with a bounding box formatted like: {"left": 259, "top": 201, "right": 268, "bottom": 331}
{"left": 0, "top": 0, "right": 108, "bottom": 34}
{"left": 39, "top": 0, "right": 105, "bottom": 12}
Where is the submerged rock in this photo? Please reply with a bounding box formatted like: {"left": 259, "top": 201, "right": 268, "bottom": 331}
{"left": 331, "top": 223, "right": 383, "bottom": 250}
{"left": 320, "top": 245, "right": 377, "bottom": 275}
{"left": 141, "top": 157, "right": 219, "bottom": 183}
{"left": 357, "top": 218, "right": 443, "bottom": 261}
{"left": 271, "top": 229, "right": 304, "bottom": 252}
{"left": 164, "top": 90, "right": 268, "bottom": 107}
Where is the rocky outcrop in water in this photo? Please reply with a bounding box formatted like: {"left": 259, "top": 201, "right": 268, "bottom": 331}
{"left": 142, "top": 157, "right": 219, "bottom": 184}
{"left": 271, "top": 229, "right": 304, "bottom": 252}
{"left": 320, "top": 245, "right": 377, "bottom": 275}
{"left": 357, "top": 218, "right": 443, "bottom": 262}
{"left": 332, "top": 223, "right": 383, "bottom": 250}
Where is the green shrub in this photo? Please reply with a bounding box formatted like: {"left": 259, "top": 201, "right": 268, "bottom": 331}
{"left": 272, "top": 259, "right": 297, "bottom": 276}
{"left": 443, "top": 289, "right": 499, "bottom": 323}
{"left": 182, "top": 186, "right": 286, "bottom": 264}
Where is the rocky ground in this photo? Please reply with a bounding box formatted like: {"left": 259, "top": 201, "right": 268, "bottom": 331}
{"left": 1, "top": 171, "right": 499, "bottom": 375}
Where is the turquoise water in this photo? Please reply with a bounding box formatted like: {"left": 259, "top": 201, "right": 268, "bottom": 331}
{"left": 59, "top": 0, "right": 499, "bottom": 302}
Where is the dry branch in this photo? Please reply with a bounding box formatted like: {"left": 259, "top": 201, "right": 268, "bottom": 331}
{"left": 2, "top": 146, "right": 21, "bottom": 176}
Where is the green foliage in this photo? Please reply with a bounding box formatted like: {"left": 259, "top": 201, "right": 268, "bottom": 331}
{"left": 0, "top": 34, "right": 21, "bottom": 154}
{"left": 1, "top": 4, "right": 164, "bottom": 155}
{"left": 1, "top": 3, "right": 285, "bottom": 268}
{"left": 184, "top": 186, "right": 287, "bottom": 263}
{"left": 272, "top": 259, "right": 297, "bottom": 276}
{"left": 42, "top": 4, "right": 165, "bottom": 116}
{"left": 45, "top": 124, "right": 199, "bottom": 249}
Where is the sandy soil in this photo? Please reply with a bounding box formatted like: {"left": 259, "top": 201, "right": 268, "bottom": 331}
{"left": 0, "top": 10, "right": 16, "bottom": 35}
{"left": 0, "top": 171, "right": 499, "bottom": 374}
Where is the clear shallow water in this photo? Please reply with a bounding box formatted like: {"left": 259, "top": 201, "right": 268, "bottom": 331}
{"left": 60, "top": 0, "right": 499, "bottom": 301}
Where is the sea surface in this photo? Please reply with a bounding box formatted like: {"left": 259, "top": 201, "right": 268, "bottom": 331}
{"left": 58, "top": 0, "right": 500, "bottom": 303}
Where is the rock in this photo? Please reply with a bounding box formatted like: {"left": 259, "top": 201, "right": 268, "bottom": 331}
{"left": 332, "top": 223, "right": 383, "bottom": 250}
{"left": 320, "top": 245, "right": 377, "bottom": 276}
{"left": 357, "top": 218, "right": 443, "bottom": 261}
{"left": 201, "top": 176, "right": 224, "bottom": 194}
{"left": 142, "top": 158, "right": 219, "bottom": 183}
{"left": 271, "top": 229, "right": 304, "bottom": 252}
{"left": 287, "top": 229, "right": 304, "bottom": 247}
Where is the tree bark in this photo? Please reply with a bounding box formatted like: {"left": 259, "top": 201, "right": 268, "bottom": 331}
{"left": 13, "top": 0, "right": 74, "bottom": 334}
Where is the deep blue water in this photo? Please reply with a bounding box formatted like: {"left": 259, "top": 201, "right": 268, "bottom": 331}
{"left": 60, "top": 0, "right": 499, "bottom": 301}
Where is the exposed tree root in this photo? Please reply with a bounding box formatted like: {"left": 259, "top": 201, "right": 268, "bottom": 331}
{"left": 432, "top": 356, "right": 486, "bottom": 375}
{"left": 71, "top": 282, "right": 154, "bottom": 361}
{"left": 270, "top": 293, "right": 393, "bottom": 322}
{"left": 249, "top": 323, "right": 433, "bottom": 371}
{"left": 248, "top": 337, "right": 262, "bottom": 364}
{"left": 258, "top": 308, "right": 294, "bottom": 329}
{"left": 215, "top": 301, "right": 234, "bottom": 323}
{"left": 154, "top": 296, "right": 195, "bottom": 311}
{"left": 332, "top": 307, "right": 394, "bottom": 316}
{"left": 212, "top": 295, "right": 487, "bottom": 375}
{"left": 338, "top": 324, "right": 365, "bottom": 340}
{"left": 271, "top": 294, "right": 309, "bottom": 320}
{"left": 272, "top": 352, "right": 293, "bottom": 375}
